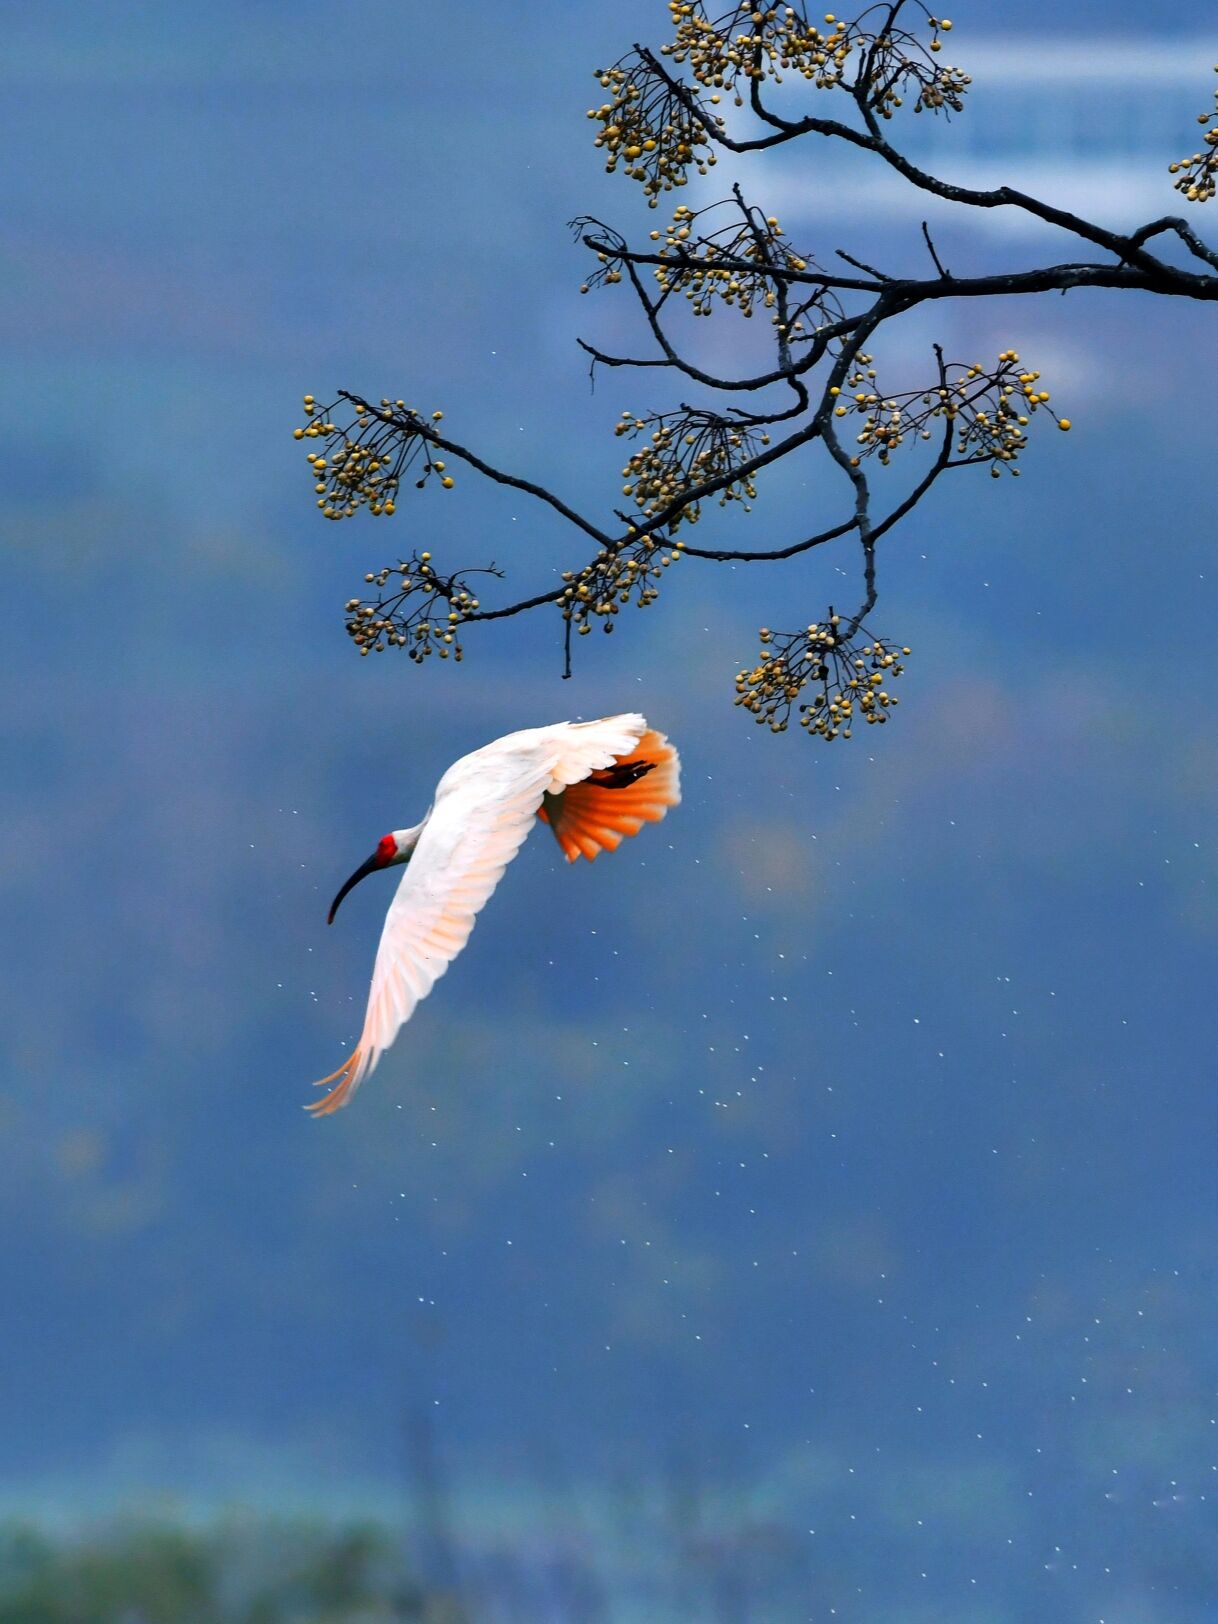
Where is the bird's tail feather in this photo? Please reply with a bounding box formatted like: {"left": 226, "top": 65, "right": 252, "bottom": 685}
{"left": 306, "top": 1047, "right": 365, "bottom": 1116}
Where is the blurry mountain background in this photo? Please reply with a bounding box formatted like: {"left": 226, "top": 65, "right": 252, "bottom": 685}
{"left": 3, "top": 1, "right": 1218, "bottom": 1618}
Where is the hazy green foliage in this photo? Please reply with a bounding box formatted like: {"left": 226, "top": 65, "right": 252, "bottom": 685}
{"left": 0, "top": 1519, "right": 445, "bottom": 1624}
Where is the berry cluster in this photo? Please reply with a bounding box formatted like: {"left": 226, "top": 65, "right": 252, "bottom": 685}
{"left": 867, "top": 15, "right": 968, "bottom": 118}
{"left": 830, "top": 350, "right": 1070, "bottom": 473}
{"left": 342, "top": 552, "right": 499, "bottom": 661}
{"left": 558, "top": 533, "right": 686, "bottom": 637}
{"left": 646, "top": 202, "right": 843, "bottom": 335}
{"left": 615, "top": 407, "right": 769, "bottom": 530}
{"left": 664, "top": 2, "right": 853, "bottom": 94}
{"left": 735, "top": 616, "right": 910, "bottom": 737}
{"left": 592, "top": 8, "right": 968, "bottom": 203}
{"left": 1170, "top": 65, "right": 1218, "bottom": 203}
{"left": 587, "top": 56, "right": 721, "bottom": 206}
{"left": 659, "top": 3, "right": 965, "bottom": 118}
{"left": 293, "top": 397, "right": 453, "bottom": 522}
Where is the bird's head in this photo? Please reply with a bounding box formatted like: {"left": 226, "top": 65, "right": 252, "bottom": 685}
{"left": 328, "top": 825, "right": 420, "bottom": 924}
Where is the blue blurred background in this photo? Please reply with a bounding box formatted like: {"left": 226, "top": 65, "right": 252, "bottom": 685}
{"left": 4, "top": 2, "right": 1218, "bottom": 1618}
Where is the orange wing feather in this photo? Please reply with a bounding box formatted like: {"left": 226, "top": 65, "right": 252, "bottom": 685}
{"left": 538, "top": 729, "right": 681, "bottom": 862}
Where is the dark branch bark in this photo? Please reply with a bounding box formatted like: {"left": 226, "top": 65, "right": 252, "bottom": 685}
{"left": 580, "top": 240, "right": 1218, "bottom": 304}
{"left": 336, "top": 391, "right": 613, "bottom": 547}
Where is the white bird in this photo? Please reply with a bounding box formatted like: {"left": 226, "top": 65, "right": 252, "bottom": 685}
{"left": 310, "top": 713, "right": 681, "bottom": 1115}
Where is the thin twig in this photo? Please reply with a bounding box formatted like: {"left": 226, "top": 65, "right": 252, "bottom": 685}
{"left": 921, "top": 221, "right": 951, "bottom": 280}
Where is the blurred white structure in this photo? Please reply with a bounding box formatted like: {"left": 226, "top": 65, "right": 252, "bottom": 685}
{"left": 757, "top": 37, "right": 1218, "bottom": 230}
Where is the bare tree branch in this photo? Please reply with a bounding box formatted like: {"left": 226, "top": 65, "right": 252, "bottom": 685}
{"left": 297, "top": 6, "right": 1218, "bottom": 740}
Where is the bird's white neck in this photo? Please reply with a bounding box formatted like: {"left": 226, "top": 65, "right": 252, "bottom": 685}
{"left": 390, "top": 821, "right": 425, "bottom": 864}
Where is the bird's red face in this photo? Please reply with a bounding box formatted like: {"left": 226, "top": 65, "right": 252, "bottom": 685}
{"left": 327, "top": 833, "right": 399, "bottom": 924}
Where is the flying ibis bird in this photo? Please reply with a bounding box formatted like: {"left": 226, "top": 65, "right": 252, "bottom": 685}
{"left": 311, "top": 713, "right": 680, "bottom": 1114}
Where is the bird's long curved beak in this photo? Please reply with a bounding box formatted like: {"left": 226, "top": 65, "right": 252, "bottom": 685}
{"left": 328, "top": 852, "right": 382, "bottom": 925}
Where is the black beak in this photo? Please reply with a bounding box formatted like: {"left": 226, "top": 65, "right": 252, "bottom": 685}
{"left": 328, "top": 852, "right": 382, "bottom": 924}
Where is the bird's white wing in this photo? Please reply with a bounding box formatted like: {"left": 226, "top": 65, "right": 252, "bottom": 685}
{"left": 309, "top": 715, "right": 649, "bottom": 1114}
